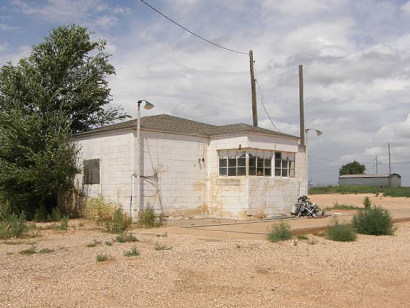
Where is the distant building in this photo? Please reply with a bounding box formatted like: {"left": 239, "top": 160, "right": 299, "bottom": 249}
{"left": 338, "top": 174, "right": 401, "bottom": 188}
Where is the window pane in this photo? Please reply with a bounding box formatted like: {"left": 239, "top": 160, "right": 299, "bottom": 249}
{"left": 290, "top": 161, "right": 295, "bottom": 169}
{"left": 237, "top": 157, "right": 246, "bottom": 167}
{"left": 219, "top": 158, "right": 227, "bottom": 168}
{"left": 275, "top": 158, "right": 281, "bottom": 168}
{"left": 264, "top": 158, "right": 271, "bottom": 168}
{"left": 237, "top": 167, "right": 246, "bottom": 176}
{"left": 219, "top": 167, "right": 227, "bottom": 176}
{"left": 257, "top": 167, "right": 264, "bottom": 176}
{"left": 265, "top": 168, "right": 271, "bottom": 176}
{"left": 282, "top": 160, "right": 288, "bottom": 169}
{"left": 282, "top": 169, "right": 288, "bottom": 177}
{"left": 257, "top": 157, "right": 264, "bottom": 168}
{"left": 249, "top": 167, "right": 256, "bottom": 176}
{"left": 84, "top": 159, "right": 100, "bottom": 184}
{"left": 228, "top": 167, "right": 236, "bottom": 176}
{"left": 249, "top": 155, "right": 256, "bottom": 167}
{"left": 228, "top": 158, "right": 236, "bottom": 167}
{"left": 275, "top": 169, "right": 281, "bottom": 176}
{"left": 289, "top": 169, "right": 295, "bottom": 177}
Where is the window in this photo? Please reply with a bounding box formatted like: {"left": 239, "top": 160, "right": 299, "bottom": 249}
{"left": 249, "top": 153, "right": 271, "bottom": 176}
{"left": 83, "top": 159, "right": 100, "bottom": 184}
{"left": 218, "top": 151, "right": 272, "bottom": 177}
{"left": 219, "top": 152, "right": 246, "bottom": 176}
{"left": 274, "top": 152, "right": 295, "bottom": 178}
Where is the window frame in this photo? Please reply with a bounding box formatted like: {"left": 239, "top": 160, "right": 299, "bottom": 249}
{"left": 218, "top": 151, "right": 273, "bottom": 177}
{"left": 274, "top": 152, "right": 295, "bottom": 178}
{"left": 83, "top": 158, "right": 101, "bottom": 184}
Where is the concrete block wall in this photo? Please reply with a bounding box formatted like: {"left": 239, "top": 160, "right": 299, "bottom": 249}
{"left": 141, "top": 131, "right": 208, "bottom": 217}
{"left": 74, "top": 130, "right": 135, "bottom": 210}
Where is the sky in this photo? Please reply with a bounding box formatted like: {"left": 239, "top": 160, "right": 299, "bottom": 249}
{"left": 1, "top": 0, "right": 410, "bottom": 186}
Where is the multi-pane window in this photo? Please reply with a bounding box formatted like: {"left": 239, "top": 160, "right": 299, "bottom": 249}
{"left": 83, "top": 159, "right": 100, "bottom": 184}
{"left": 219, "top": 151, "right": 273, "bottom": 177}
{"left": 274, "top": 152, "right": 295, "bottom": 178}
{"left": 219, "top": 152, "right": 246, "bottom": 176}
{"left": 248, "top": 154, "right": 272, "bottom": 176}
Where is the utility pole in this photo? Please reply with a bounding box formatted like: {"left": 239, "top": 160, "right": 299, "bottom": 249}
{"left": 249, "top": 50, "right": 258, "bottom": 127}
{"left": 388, "top": 143, "right": 392, "bottom": 187}
{"left": 374, "top": 155, "right": 379, "bottom": 174}
{"left": 299, "top": 65, "right": 305, "bottom": 147}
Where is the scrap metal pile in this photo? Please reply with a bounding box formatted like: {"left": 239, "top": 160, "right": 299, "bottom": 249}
{"left": 291, "top": 195, "right": 325, "bottom": 217}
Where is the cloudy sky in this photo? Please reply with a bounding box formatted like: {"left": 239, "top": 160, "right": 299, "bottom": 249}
{"left": 1, "top": 0, "right": 410, "bottom": 186}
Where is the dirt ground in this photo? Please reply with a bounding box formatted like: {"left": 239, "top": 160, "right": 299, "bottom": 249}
{"left": 0, "top": 194, "right": 409, "bottom": 308}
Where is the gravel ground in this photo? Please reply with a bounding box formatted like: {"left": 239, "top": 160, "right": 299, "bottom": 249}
{"left": 1, "top": 194, "right": 409, "bottom": 308}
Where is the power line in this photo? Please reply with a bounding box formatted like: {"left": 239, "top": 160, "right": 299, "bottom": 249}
{"left": 138, "top": 0, "right": 248, "bottom": 55}
{"left": 253, "top": 67, "right": 281, "bottom": 132}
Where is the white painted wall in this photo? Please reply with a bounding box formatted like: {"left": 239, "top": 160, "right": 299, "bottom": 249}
{"left": 74, "top": 130, "right": 135, "bottom": 212}
{"left": 140, "top": 131, "right": 208, "bottom": 217}
{"left": 74, "top": 129, "right": 307, "bottom": 219}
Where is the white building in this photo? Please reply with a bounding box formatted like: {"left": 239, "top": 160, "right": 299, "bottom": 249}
{"left": 74, "top": 114, "right": 307, "bottom": 219}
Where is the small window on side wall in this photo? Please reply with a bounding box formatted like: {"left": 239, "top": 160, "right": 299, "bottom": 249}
{"left": 83, "top": 159, "right": 100, "bottom": 184}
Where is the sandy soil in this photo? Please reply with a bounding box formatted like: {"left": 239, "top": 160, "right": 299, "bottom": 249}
{"left": 0, "top": 194, "right": 409, "bottom": 308}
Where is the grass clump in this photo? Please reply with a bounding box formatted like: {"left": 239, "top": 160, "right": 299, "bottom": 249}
{"left": 114, "top": 232, "right": 138, "bottom": 243}
{"left": 55, "top": 216, "right": 69, "bottom": 230}
{"left": 86, "top": 240, "right": 102, "bottom": 247}
{"left": 19, "top": 246, "right": 36, "bottom": 255}
{"left": 96, "top": 253, "right": 112, "bottom": 262}
{"left": 267, "top": 222, "right": 292, "bottom": 243}
{"left": 39, "top": 248, "right": 53, "bottom": 253}
{"left": 154, "top": 243, "right": 172, "bottom": 251}
{"left": 138, "top": 204, "right": 162, "bottom": 228}
{"left": 296, "top": 234, "right": 308, "bottom": 240}
{"left": 352, "top": 206, "right": 395, "bottom": 235}
{"left": 326, "top": 219, "right": 357, "bottom": 242}
{"left": 82, "top": 195, "right": 117, "bottom": 224}
{"left": 332, "top": 202, "right": 360, "bottom": 210}
{"left": 0, "top": 203, "right": 28, "bottom": 239}
{"left": 105, "top": 208, "right": 132, "bottom": 234}
{"left": 124, "top": 247, "right": 140, "bottom": 257}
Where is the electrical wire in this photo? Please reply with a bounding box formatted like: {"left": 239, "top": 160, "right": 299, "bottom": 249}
{"left": 138, "top": 0, "right": 248, "bottom": 55}
{"left": 253, "top": 66, "right": 282, "bottom": 132}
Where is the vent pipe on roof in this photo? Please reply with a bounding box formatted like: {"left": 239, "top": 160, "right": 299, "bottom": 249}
{"left": 299, "top": 65, "right": 305, "bottom": 147}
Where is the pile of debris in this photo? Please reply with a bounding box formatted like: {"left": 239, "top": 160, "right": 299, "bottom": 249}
{"left": 291, "top": 195, "right": 325, "bottom": 217}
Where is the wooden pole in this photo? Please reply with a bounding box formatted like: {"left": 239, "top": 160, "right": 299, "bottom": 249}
{"left": 299, "top": 65, "right": 305, "bottom": 147}
{"left": 388, "top": 143, "right": 391, "bottom": 187}
{"left": 249, "top": 50, "right": 258, "bottom": 127}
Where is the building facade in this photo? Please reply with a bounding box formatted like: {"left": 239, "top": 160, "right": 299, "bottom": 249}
{"left": 74, "top": 114, "right": 307, "bottom": 219}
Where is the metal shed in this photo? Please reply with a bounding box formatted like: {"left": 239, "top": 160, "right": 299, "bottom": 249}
{"left": 338, "top": 174, "right": 401, "bottom": 188}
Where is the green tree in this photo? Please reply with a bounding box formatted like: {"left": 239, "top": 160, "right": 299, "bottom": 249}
{"left": 339, "top": 161, "right": 366, "bottom": 176}
{"left": 0, "top": 25, "right": 127, "bottom": 217}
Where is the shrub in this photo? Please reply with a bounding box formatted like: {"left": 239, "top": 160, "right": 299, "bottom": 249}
{"left": 96, "top": 253, "right": 112, "bottom": 262}
{"left": 19, "top": 246, "right": 36, "bottom": 255}
{"left": 154, "top": 243, "right": 172, "bottom": 251}
{"left": 50, "top": 207, "right": 62, "bottom": 221}
{"left": 138, "top": 204, "right": 162, "bottom": 228}
{"left": 55, "top": 216, "right": 69, "bottom": 230}
{"left": 326, "top": 219, "right": 356, "bottom": 242}
{"left": 124, "top": 247, "right": 140, "bottom": 257}
{"left": 105, "top": 208, "right": 132, "bottom": 234}
{"left": 81, "top": 195, "right": 117, "bottom": 224}
{"left": 362, "top": 196, "right": 372, "bottom": 209}
{"left": 267, "top": 222, "right": 292, "bottom": 243}
{"left": 352, "top": 206, "right": 395, "bottom": 235}
{"left": 114, "top": 233, "right": 138, "bottom": 243}
{"left": 0, "top": 203, "right": 28, "bottom": 239}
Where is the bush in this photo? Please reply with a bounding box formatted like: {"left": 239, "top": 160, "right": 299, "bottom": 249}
{"left": 353, "top": 206, "right": 395, "bottom": 235}
{"left": 138, "top": 204, "right": 162, "bottom": 228}
{"left": 362, "top": 196, "right": 372, "bottom": 209}
{"left": 267, "top": 222, "right": 292, "bottom": 243}
{"left": 0, "top": 203, "right": 28, "bottom": 239}
{"left": 326, "top": 219, "right": 357, "bottom": 242}
{"left": 114, "top": 232, "right": 138, "bottom": 243}
{"left": 124, "top": 247, "right": 140, "bottom": 257}
{"left": 96, "top": 253, "right": 112, "bottom": 262}
{"left": 55, "top": 216, "right": 69, "bottom": 230}
{"left": 81, "top": 195, "right": 117, "bottom": 224}
{"left": 105, "top": 208, "right": 132, "bottom": 234}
